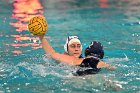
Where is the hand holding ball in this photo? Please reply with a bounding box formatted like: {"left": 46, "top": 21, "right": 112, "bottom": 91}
{"left": 28, "top": 16, "right": 48, "bottom": 36}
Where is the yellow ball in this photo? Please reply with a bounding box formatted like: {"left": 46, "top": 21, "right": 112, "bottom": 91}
{"left": 28, "top": 16, "right": 48, "bottom": 36}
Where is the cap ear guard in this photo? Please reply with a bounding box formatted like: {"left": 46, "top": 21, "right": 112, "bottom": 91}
{"left": 64, "top": 36, "right": 70, "bottom": 53}
{"left": 64, "top": 43, "right": 68, "bottom": 53}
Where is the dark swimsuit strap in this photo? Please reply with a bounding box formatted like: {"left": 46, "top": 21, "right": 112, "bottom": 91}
{"left": 74, "top": 57, "right": 101, "bottom": 76}
{"left": 79, "top": 57, "right": 99, "bottom": 68}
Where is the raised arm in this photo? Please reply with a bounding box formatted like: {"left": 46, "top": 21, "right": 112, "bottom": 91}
{"left": 39, "top": 36, "right": 55, "bottom": 56}
{"left": 28, "top": 16, "right": 83, "bottom": 65}
{"left": 39, "top": 35, "right": 83, "bottom": 65}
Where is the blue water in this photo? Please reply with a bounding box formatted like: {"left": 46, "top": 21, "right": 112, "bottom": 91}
{"left": 0, "top": 0, "right": 140, "bottom": 93}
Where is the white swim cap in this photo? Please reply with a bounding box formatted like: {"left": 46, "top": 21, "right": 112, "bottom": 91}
{"left": 64, "top": 36, "right": 82, "bottom": 53}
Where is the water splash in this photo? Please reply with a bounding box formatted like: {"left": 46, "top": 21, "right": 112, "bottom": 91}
{"left": 107, "top": 53, "right": 129, "bottom": 63}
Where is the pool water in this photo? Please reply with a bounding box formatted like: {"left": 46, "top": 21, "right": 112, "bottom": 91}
{"left": 0, "top": 0, "right": 140, "bottom": 93}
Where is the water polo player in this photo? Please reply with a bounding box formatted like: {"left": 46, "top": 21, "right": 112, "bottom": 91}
{"left": 64, "top": 36, "right": 83, "bottom": 58}
{"left": 74, "top": 41, "right": 116, "bottom": 76}
{"left": 39, "top": 35, "right": 84, "bottom": 65}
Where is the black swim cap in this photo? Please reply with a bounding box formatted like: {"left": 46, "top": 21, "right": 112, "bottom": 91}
{"left": 85, "top": 41, "right": 104, "bottom": 59}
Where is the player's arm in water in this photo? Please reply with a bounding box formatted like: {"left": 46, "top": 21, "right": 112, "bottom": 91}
{"left": 39, "top": 35, "right": 83, "bottom": 65}
{"left": 81, "top": 56, "right": 116, "bottom": 70}
{"left": 97, "top": 61, "right": 116, "bottom": 70}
